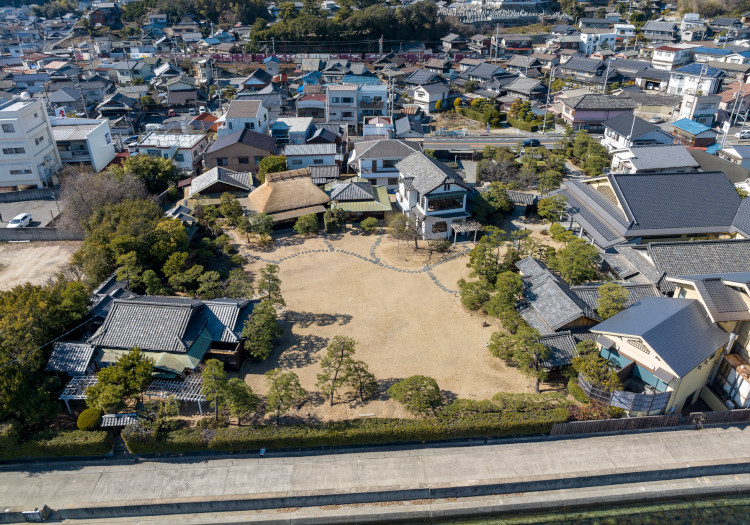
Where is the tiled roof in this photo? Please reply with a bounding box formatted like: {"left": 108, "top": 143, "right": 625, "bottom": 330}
{"left": 189, "top": 167, "right": 253, "bottom": 197}
{"left": 561, "top": 57, "right": 605, "bottom": 73}
{"left": 563, "top": 94, "right": 637, "bottom": 110}
{"left": 405, "top": 69, "right": 438, "bottom": 85}
{"left": 571, "top": 283, "right": 661, "bottom": 311}
{"left": 669, "top": 273, "right": 750, "bottom": 322}
{"left": 622, "top": 144, "right": 700, "bottom": 171}
{"left": 395, "top": 152, "right": 467, "bottom": 196}
{"left": 309, "top": 164, "right": 340, "bottom": 184}
{"left": 592, "top": 298, "right": 728, "bottom": 378}
{"left": 731, "top": 197, "right": 750, "bottom": 237}
{"left": 45, "top": 342, "right": 95, "bottom": 374}
{"left": 206, "top": 128, "right": 276, "bottom": 154}
{"left": 352, "top": 139, "right": 421, "bottom": 160}
{"left": 283, "top": 143, "right": 336, "bottom": 156}
{"left": 602, "top": 113, "right": 659, "bottom": 138}
{"left": 539, "top": 331, "right": 579, "bottom": 368}
{"left": 467, "top": 63, "right": 506, "bottom": 79}
{"left": 204, "top": 298, "right": 253, "bottom": 342}
{"left": 648, "top": 239, "right": 750, "bottom": 285}
{"left": 330, "top": 179, "right": 375, "bottom": 201}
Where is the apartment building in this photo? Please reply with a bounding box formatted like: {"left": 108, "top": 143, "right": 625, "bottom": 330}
{"left": 0, "top": 95, "right": 62, "bottom": 190}
{"left": 325, "top": 84, "right": 388, "bottom": 130}
{"left": 50, "top": 117, "right": 115, "bottom": 173}
{"left": 136, "top": 131, "right": 208, "bottom": 175}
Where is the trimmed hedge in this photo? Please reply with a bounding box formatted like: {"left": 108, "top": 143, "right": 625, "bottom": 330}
{"left": 0, "top": 421, "right": 19, "bottom": 448}
{"left": 122, "top": 410, "right": 570, "bottom": 455}
{"left": 460, "top": 107, "right": 486, "bottom": 122}
{"left": 77, "top": 408, "right": 103, "bottom": 431}
{"left": 0, "top": 430, "right": 111, "bottom": 461}
{"left": 507, "top": 117, "right": 540, "bottom": 132}
{"left": 567, "top": 378, "right": 590, "bottom": 404}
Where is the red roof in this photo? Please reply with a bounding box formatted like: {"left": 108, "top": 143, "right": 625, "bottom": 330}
{"left": 656, "top": 45, "right": 681, "bottom": 52}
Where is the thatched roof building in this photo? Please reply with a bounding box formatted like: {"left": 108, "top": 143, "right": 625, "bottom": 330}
{"left": 248, "top": 168, "right": 330, "bottom": 222}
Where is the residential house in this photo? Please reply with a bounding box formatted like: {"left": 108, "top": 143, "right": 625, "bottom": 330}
{"left": 504, "top": 78, "right": 546, "bottom": 101}
{"left": 187, "top": 166, "right": 254, "bottom": 198}
{"left": 48, "top": 87, "right": 85, "bottom": 115}
{"left": 218, "top": 99, "right": 268, "bottom": 137}
{"left": 325, "top": 84, "right": 388, "bottom": 128}
{"left": 556, "top": 57, "right": 611, "bottom": 89}
{"left": 348, "top": 139, "right": 421, "bottom": 188}
{"left": 395, "top": 151, "right": 471, "bottom": 240}
{"left": 678, "top": 93, "right": 720, "bottom": 126}
{"left": 412, "top": 83, "right": 449, "bottom": 114}
{"left": 270, "top": 117, "right": 314, "bottom": 145}
{"left": 248, "top": 167, "right": 330, "bottom": 224}
{"left": 670, "top": 118, "right": 719, "bottom": 147}
{"left": 611, "top": 145, "right": 700, "bottom": 174}
{"left": 441, "top": 33, "right": 465, "bottom": 53}
{"left": 556, "top": 171, "right": 743, "bottom": 248}
{"left": 135, "top": 132, "right": 208, "bottom": 175}
{"left": 89, "top": 2, "right": 120, "bottom": 26}
{"left": 641, "top": 20, "right": 679, "bottom": 42}
{"left": 0, "top": 96, "right": 62, "bottom": 190}
{"left": 635, "top": 68, "right": 673, "bottom": 91}
{"left": 579, "top": 29, "right": 617, "bottom": 55}
{"left": 164, "top": 75, "right": 197, "bottom": 106}
{"left": 497, "top": 34, "right": 533, "bottom": 55}
{"left": 283, "top": 143, "right": 338, "bottom": 169}
{"left": 579, "top": 17, "right": 612, "bottom": 30}
{"left": 650, "top": 45, "right": 694, "bottom": 70}
{"left": 362, "top": 116, "right": 393, "bottom": 140}
{"left": 601, "top": 113, "right": 676, "bottom": 151}
{"left": 111, "top": 60, "right": 153, "bottom": 84}
{"left": 296, "top": 93, "right": 326, "bottom": 120}
{"left": 693, "top": 46, "right": 733, "bottom": 63}
{"left": 147, "top": 13, "right": 168, "bottom": 26}
{"left": 589, "top": 297, "right": 728, "bottom": 415}
{"left": 667, "top": 63, "right": 724, "bottom": 96}
{"left": 560, "top": 94, "right": 637, "bottom": 133}
{"left": 235, "top": 84, "right": 287, "bottom": 121}
{"left": 203, "top": 128, "right": 277, "bottom": 174}
{"left": 468, "top": 34, "right": 491, "bottom": 56}
{"left": 240, "top": 68, "right": 273, "bottom": 92}
{"left": 325, "top": 176, "right": 392, "bottom": 220}
{"left": 394, "top": 116, "right": 424, "bottom": 139}
{"left": 50, "top": 117, "right": 115, "bottom": 173}
{"left": 466, "top": 63, "right": 508, "bottom": 84}
{"left": 718, "top": 146, "right": 750, "bottom": 170}
{"left": 424, "top": 58, "right": 452, "bottom": 75}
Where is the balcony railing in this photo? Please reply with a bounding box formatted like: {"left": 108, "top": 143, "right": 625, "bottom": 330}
{"left": 578, "top": 374, "right": 671, "bottom": 414}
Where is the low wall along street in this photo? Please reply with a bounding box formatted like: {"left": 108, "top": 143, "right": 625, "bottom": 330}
{"left": 0, "top": 228, "right": 83, "bottom": 242}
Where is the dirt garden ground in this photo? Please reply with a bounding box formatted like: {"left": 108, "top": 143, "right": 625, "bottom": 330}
{"left": 229, "top": 228, "right": 552, "bottom": 423}
{"left": 0, "top": 241, "right": 81, "bottom": 290}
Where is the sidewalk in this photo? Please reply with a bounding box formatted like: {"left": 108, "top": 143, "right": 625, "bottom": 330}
{"left": 2, "top": 425, "right": 750, "bottom": 522}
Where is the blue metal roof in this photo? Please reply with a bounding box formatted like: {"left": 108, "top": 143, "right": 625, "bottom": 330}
{"left": 705, "top": 143, "right": 723, "bottom": 154}
{"left": 671, "top": 117, "right": 712, "bottom": 135}
{"left": 674, "top": 63, "right": 724, "bottom": 77}
{"left": 341, "top": 75, "right": 381, "bottom": 85}
{"left": 694, "top": 46, "right": 732, "bottom": 56}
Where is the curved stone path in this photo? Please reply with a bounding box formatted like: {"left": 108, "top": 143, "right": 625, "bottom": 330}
{"left": 237, "top": 234, "right": 468, "bottom": 294}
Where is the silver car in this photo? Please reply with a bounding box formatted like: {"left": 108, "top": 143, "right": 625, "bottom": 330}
{"left": 6, "top": 213, "right": 31, "bottom": 228}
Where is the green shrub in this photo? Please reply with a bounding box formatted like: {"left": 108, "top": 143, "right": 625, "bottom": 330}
{"left": 0, "top": 421, "right": 19, "bottom": 448}
{"left": 293, "top": 213, "right": 319, "bottom": 236}
{"left": 122, "top": 410, "right": 570, "bottom": 454}
{"left": 229, "top": 253, "right": 246, "bottom": 267}
{"left": 567, "top": 378, "right": 590, "bottom": 404}
{"left": 388, "top": 375, "right": 442, "bottom": 414}
{"left": 507, "top": 117, "right": 540, "bottom": 132}
{"left": 0, "top": 430, "right": 111, "bottom": 460}
{"left": 77, "top": 408, "right": 103, "bottom": 430}
{"left": 359, "top": 217, "right": 378, "bottom": 233}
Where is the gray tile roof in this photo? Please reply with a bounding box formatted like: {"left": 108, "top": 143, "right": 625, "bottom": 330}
{"left": 330, "top": 180, "right": 375, "bottom": 201}
{"left": 670, "top": 274, "right": 750, "bottom": 322}
{"left": 623, "top": 145, "right": 700, "bottom": 171}
{"left": 603, "top": 113, "right": 659, "bottom": 139}
{"left": 515, "top": 257, "right": 598, "bottom": 334}
{"left": 395, "top": 152, "right": 467, "bottom": 196}
{"left": 560, "top": 57, "right": 605, "bottom": 73}
{"left": 539, "top": 331, "right": 579, "bottom": 368}
{"left": 45, "top": 342, "right": 95, "bottom": 374}
{"left": 731, "top": 197, "right": 750, "bottom": 237}
{"left": 592, "top": 297, "right": 728, "bottom": 378}
{"left": 90, "top": 297, "right": 206, "bottom": 353}
{"left": 467, "top": 62, "right": 507, "bottom": 80}
{"left": 405, "top": 69, "right": 438, "bottom": 85}
{"left": 571, "top": 283, "right": 661, "bottom": 311}
{"left": 189, "top": 167, "right": 253, "bottom": 197}
{"left": 563, "top": 94, "right": 637, "bottom": 110}
{"left": 206, "top": 128, "right": 277, "bottom": 154}
{"left": 310, "top": 164, "right": 340, "bottom": 185}
{"left": 204, "top": 298, "right": 253, "bottom": 342}
{"left": 352, "top": 139, "right": 421, "bottom": 160}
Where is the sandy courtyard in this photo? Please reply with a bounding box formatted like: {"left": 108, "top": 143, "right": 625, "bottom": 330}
{"left": 239, "top": 233, "right": 534, "bottom": 422}
{"left": 0, "top": 241, "right": 80, "bottom": 290}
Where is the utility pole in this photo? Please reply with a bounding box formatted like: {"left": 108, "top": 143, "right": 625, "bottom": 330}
{"left": 272, "top": 37, "right": 275, "bottom": 55}
{"left": 602, "top": 57, "right": 612, "bottom": 95}
{"left": 379, "top": 35, "right": 383, "bottom": 54}
{"left": 541, "top": 65, "right": 557, "bottom": 134}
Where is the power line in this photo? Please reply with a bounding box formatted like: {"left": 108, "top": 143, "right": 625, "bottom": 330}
{"left": 0, "top": 316, "right": 93, "bottom": 371}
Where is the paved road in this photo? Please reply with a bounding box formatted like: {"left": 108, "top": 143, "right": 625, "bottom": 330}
{"left": 3, "top": 425, "right": 750, "bottom": 516}
{"left": 424, "top": 135, "right": 563, "bottom": 150}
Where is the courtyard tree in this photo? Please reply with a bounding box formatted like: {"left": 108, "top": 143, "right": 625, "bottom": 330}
{"left": 572, "top": 353, "right": 622, "bottom": 392}
{"left": 223, "top": 268, "right": 254, "bottom": 299}
{"left": 257, "top": 264, "right": 285, "bottom": 308}
{"left": 219, "top": 193, "right": 245, "bottom": 227}
{"left": 87, "top": 348, "right": 154, "bottom": 413}
{"left": 457, "top": 278, "right": 493, "bottom": 310}
{"left": 537, "top": 195, "right": 567, "bottom": 223}
{"left": 294, "top": 213, "right": 319, "bottom": 237}
{"left": 388, "top": 214, "right": 421, "bottom": 250}
{"left": 150, "top": 218, "right": 189, "bottom": 264}
{"left": 494, "top": 271, "right": 523, "bottom": 306}
{"left": 201, "top": 358, "right": 228, "bottom": 422}
{"left": 435, "top": 99, "right": 443, "bottom": 111}
{"left": 388, "top": 375, "right": 442, "bottom": 414}
{"left": 596, "top": 283, "right": 629, "bottom": 320}
{"left": 249, "top": 212, "right": 274, "bottom": 238}
{"left": 467, "top": 226, "right": 506, "bottom": 283}
{"left": 257, "top": 155, "right": 287, "bottom": 184}
{"left": 323, "top": 207, "right": 346, "bottom": 233}
{"left": 115, "top": 251, "right": 143, "bottom": 289}
{"left": 359, "top": 217, "right": 378, "bottom": 234}
{"left": 224, "top": 378, "right": 259, "bottom": 425}
{"left": 346, "top": 360, "right": 379, "bottom": 402}
{"left": 196, "top": 270, "right": 223, "bottom": 299}
{"left": 265, "top": 368, "right": 307, "bottom": 427}
{"left": 549, "top": 238, "right": 599, "bottom": 285}
{"left": 162, "top": 251, "right": 189, "bottom": 279}
{"left": 575, "top": 340, "right": 599, "bottom": 356}
{"left": 242, "top": 300, "right": 282, "bottom": 360}
{"left": 453, "top": 97, "right": 462, "bottom": 111}
{"left": 489, "top": 324, "right": 549, "bottom": 393}
{"left": 316, "top": 335, "right": 357, "bottom": 406}
{"left": 111, "top": 154, "right": 180, "bottom": 194}
{"left": 141, "top": 269, "right": 165, "bottom": 295}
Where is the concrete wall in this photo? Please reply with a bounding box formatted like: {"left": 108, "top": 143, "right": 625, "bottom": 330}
{"left": 0, "top": 228, "right": 83, "bottom": 241}
{"left": 0, "top": 187, "right": 54, "bottom": 202}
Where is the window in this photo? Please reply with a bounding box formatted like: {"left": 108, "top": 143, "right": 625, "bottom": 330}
{"left": 432, "top": 221, "right": 447, "bottom": 233}
{"left": 34, "top": 135, "right": 45, "bottom": 145}
{"left": 313, "top": 158, "right": 324, "bottom": 164}
{"left": 383, "top": 160, "right": 397, "bottom": 168}
{"left": 216, "top": 157, "right": 228, "bottom": 166}
{"left": 254, "top": 156, "right": 264, "bottom": 164}
{"left": 678, "top": 288, "right": 687, "bottom": 299}
{"left": 10, "top": 169, "right": 31, "bottom": 174}
{"left": 1, "top": 124, "right": 14, "bottom": 133}
{"left": 443, "top": 183, "right": 451, "bottom": 191}
{"left": 342, "top": 111, "right": 353, "bottom": 118}
{"left": 175, "top": 153, "right": 185, "bottom": 162}
{"left": 33, "top": 113, "right": 38, "bottom": 118}
{"left": 2, "top": 147, "right": 25, "bottom": 154}
{"left": 238, "top": 157, "right": 249, "bottom": 165}
{"left": 291, "top": 159, "right": 302, "bottom": 166}
{"left": 427, "top": 194, "right": 463, "bottom": 212}
{"left": 387, "top": 177, "right": 398, "bottom": 186}
{"left": 245, "top": 122, "right": 255, "bottom": 129}
{"left": 342, "top": 97, "right": 354, "bottom": 103}
{"left": 331, "top": 97, "right": 340, "bottom": 103}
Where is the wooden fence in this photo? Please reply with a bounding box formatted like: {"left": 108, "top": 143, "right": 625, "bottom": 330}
{"left": 551, "top": 414, "right": 682, "bottom": 436}
{"left": 687, "top": 408, "right": 750, "bottom": 426}
{"left": 0, "top": 228, "right": 83, "bottom": 242}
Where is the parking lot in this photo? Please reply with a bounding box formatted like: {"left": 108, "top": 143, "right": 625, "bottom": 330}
{"left": 0, "top": 197, "right": 62, "bottom": 227}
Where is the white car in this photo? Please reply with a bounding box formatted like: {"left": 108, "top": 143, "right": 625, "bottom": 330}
{"left": 6, "top": 213, "right": 31, "bottom": 228}
{"left": 734, "top": 129, "right": 750, "bottom": 139}
{"left": 199, "top": 106, "right": 207, "bottom": 114}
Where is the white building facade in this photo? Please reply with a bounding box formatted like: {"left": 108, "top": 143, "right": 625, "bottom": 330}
{"left": 50, "top": 117, "right": 115, "bottom": 173}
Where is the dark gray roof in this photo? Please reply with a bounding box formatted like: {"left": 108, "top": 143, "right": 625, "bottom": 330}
{"left": 507, "top": 190, "right": 539, "bottom": 206}
{"left": 395, "top": 152, "right": 467, "bottom": 196}
{"left": 204, "top": 298, "right": 253, "bottom": 342}
{"left": 45, "top": 342, "right": 95, "bottom": 374}
{"left": 602, "top": 113, "right": 659, "bottom": 139}
{"left": 206, "top": 128, "right": 276, "bottom": 154}
{"left": 592, "top": 297, "right": 728, "bottom": 377}
{"left": 330, "top": 180, "right": 375, "bottom": 201}
{"left": 516, "top": 257, "right": 598, "bottom": 334}
{"left": 310, "top": 164, "right": 340, "bottom": 185}
{"left": 668, "top": 273, "right": 750, "bottom": 322}
{"left": 633, "top": 68, "right": 673, "bottom": 82}
{"left": 642, "top": 20, "right": 677, "bottom": 32}
{"left": 604, "top": 244, "right": 665, "bottom": 286}
{"left": 571, "top": 283, "right": 661, "bottom": 311}
{"left": 561, "top": 57, "right": 605, "bottom": 73}
{"left": 467, "top": 62, "right": 507, "bottom": 80}
{"left": 190, "top": 167, "right": 253, "bottom": 196}
{"left": 648, "top": 239, "right": 750, "bottom": 288}
{"left": 90, "top": 297, "right": 205, "bottom": 353}
{"left": 352, "top": 139, "right": 421, "bottom": 160}
{"left": 395, "top": 116, "right": 423, "bottom": 137}
{"left": 731, "top": 197, "right": 750, "bottom": 237}
{"left": 539, "top": 331, "right": 579, "bottom": 368}
{"left": 405, "top": 69, "right": 438, "bottom": 85}
{"left": 689, "top": 148, "right": 750, "bottom": 184}
{"left": 622, "top": 145, "right": 700, "bottom": 171}
{"left": 563, "top": 94, "right": 637, "bottom": 110}
{"left": 610, "top": 58, "right": 652, "bottom": 74}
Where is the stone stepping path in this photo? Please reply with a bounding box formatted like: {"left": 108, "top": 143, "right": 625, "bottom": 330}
{"left": 236, "top": 235, "right": 471, "bottom": 294}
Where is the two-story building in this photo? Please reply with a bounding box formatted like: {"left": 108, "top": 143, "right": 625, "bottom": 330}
{"left": 50, "top": 117, "right": 115, "bottom": 173}
{"left": 650, "top": 45, "right": 694, "bottom": 71}
{"left": 217, "top": 99, "right": 269, "bottom": 137}
{"left": 270, "top": 117, "right": 314, "bottom": 145}
{"left": 283, "top": 143, "right": 338, "bottom": 169}
{"left": 611, "top": 144, "right": 700, "bottom": 174}
{"left": 579, "top": 29, "right": 617, "bottom": 55}
{"left": 667, "top": 63, "right": 724, "bottom": 96}
{"left": 601, "top": 113, "right": 675, "bottom": 151}
{"left": 348, "top": 139, "right": 421, "bottom": 188}
{"left": 395, "top": 151, "right": 472, "bottom": 240}
{"left": 641, "top": 20, "right": 679, "bottom": 42}
{"left": 412, "top": 83, "right": 449, "bottom": 114}
{"left": 135, "top": 131, "right": 208, "bottom": 175}
{"left": 203, "top": 128, "right": 277, "bottom": 174}
{"left": 560, "top": 94, "right": 637, "bottom": 133}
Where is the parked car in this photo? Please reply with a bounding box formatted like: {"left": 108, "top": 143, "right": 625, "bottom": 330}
{"left": 734, "top": 129, "right": 750, "bottom": 139}
{"left": 199, "top": 105, "right": 207, "bottom": 114}
{"left": 649, "top": 116, "right": 665, "bottom": 124}
{"left": 522, "top": 139, "right": 541, "bottom": 148}
{"left": 188, "top": 108, "right": 196, "bottom": 116}
{"left": 167, "top": 109, "right": 176, "bottom": 117}
{"left": 6, "top": 213, "right": 31, "bottom": 228}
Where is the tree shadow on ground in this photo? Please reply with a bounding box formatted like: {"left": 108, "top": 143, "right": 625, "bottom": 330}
{"left": 277, "top": 334, "right": 330, "bottom": 369}
{"left": 374, "top": 377, "right": 402, "bottom": 401}
{"left": 272, "top": 233, "right": 305, "bottom": 249}
{"left": 283, "top": 310, "right": 353, "bottom": 328}
{"left": 440, "top": 389, "right": 459, "bottom": 405}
